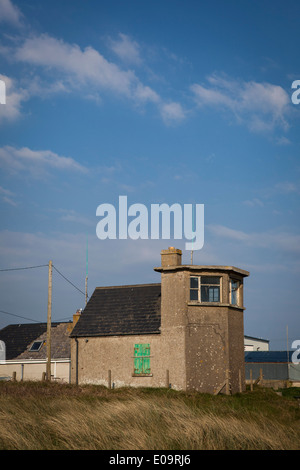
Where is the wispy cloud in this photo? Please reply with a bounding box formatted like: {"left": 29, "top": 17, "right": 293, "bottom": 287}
{"left": 15, "top": 34, "right": 137, "bottom": 97}
{"left": 56, "top": 209, "right": 94, "bottom": 227}
{"left": 208, "top": 224, "right": 300, "bottom": 255}
{"left": 275, "top": 181, "right": 299, "bottom": 194}
{"left": 191, "top": 74, "right": 290, "bottom": 133}
{"left": 160, "top": 101, "right": 186, "bottom": 125}
{"left": 0, "top": 185, "right": 17, "bottom": 206}
{"left": 0, "top": 0, "right": 23, "bottom": 27}
{"left": 108, "top": 33, "right": 142, "bottom": 65}
{"left": 243, "top": 198, "right": 264, "bottom": 207}
{"left": 11, "top": 33, "right": 186, "bottom": 124}
{"left": 0, "top": 74, "right": 28, "bottom": 124}
{"left": 0, "top": 145, "right": 88, "bottom": 177}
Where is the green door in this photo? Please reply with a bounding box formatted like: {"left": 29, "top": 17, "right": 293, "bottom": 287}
{"left": 134, "top": 344, "right": 150, "bottom": 374}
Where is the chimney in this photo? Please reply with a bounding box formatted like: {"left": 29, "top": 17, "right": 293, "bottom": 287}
{"left": 73, "top": 309, "right": 82, "bottom": 327}
{"left": 160, "top": 247, "right": 182, "bottom": 268}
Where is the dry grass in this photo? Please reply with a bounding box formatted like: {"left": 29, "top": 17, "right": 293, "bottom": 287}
{"left": 0, "top": 381, "right": 299, "bottom": 450}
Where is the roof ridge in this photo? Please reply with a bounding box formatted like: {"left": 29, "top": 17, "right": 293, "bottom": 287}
{"left": 95, "top": 283, "right": 161, "bottom": 290}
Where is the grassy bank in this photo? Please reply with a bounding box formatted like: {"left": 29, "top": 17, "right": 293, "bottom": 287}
{"left": 0, "top": 381, "right": 299, "bottom": 450}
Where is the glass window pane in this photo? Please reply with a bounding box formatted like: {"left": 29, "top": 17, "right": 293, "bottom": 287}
{"left": 190, "top": 277, "right": 198, "bottom": 288}
{"left": 230, "top": 280, "right": 239, "bottom": 305}
{"left": 201, "top": 286, "right": 209, "bottom": 301}
{"left": 190, "top": 289, "right": 198, "bottom": 300}
{"left": 201, "top": 276, "right": 220, "bottom": 285}
{"left": 30, "top": 341, "right": 43, "bottom": 351}
{"left": 201, "top": 286, "right": 220, "bottom": 302}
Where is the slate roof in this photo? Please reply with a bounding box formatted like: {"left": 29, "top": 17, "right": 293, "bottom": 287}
{"left": 245, "top": 351, "right": 293, "bottom": 363}
{"left": 70, "top": 283, "right": 161, "bottom": 338}
{"left": 0, "top": 322, "right": 72, "bottom": 360}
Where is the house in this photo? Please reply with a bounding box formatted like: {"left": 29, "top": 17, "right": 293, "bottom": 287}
{"left": 0, "top": 322, "right": 72, "bottom": 382}
{"left": 70, "top": 247, "right": 250, "bottom": 394}
{"left": 244, "top": 335, "right": 269, "bottom": 351}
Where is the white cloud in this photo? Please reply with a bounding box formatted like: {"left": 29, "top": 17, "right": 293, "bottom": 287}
{"left": 133, "top": 82, "right": 160, "bottom": 104}
{"left": 0, "top": 0, "right": 22, "bottom": 27}
{"left": 208, "top": 224, "right": 300, "bottom": 255}
{"left": 109, "top": 33, "right": 142, "bottom": 65}
{"left": 12, "top": 33, "right": 186, "bottom": 124}
{"left": 191, "top": 74, "right": 290, "bottom": 133}
{"left": 0, "top": 145, "right": 88, "bottom": 177}
{"left": 275, "top": 181, "right": 299, "bottom": 194}
{"left": 160, "top": 101, "right": 186, "bottom": 124}
{"left": 243, "top": 198, "right": 264, "bottom": 207}
{"left": 0, "top": 185, "right": 17, "bottom": 206}
{"left": 15, "top": 34, "right": 137, "bottom": 97}
{"left": 57, "top": 209, "right": 94, "bottom": 227}
{"left": 0, "top": 74, "right": 28, "bottom": 124}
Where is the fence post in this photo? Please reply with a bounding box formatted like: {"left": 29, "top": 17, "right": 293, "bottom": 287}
{"left": 250, "top": 369, "right": 253, "bottom": 391}
{"left": 239, "top": 369, "right": 242, "bottom": 393}
{"left": 260, "top": 368, "right": 263, "bottom": 386}
{"left": 12, "top": 371, "right": 16, "bottom": 381}
{"left": 108, "top": 370, "right": 111, "bottom": 389}
{"left": 166, "top": 369, "right": 170, "bottom": 388}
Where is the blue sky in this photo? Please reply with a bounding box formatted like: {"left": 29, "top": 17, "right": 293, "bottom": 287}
{"left": 0, "top": 0, "right": 299, "bottom": 350}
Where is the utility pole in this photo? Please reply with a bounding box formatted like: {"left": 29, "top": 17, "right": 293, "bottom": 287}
{"left": 46, "top": 260, "right": 52, "bottom": 381}
{"left": 85, "top": 234, "right": 88, "bottom": 305}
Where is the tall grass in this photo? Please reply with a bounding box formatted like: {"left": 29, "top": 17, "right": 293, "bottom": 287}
{"left": 0, "top": 382, "right": 299, "bottom": 450}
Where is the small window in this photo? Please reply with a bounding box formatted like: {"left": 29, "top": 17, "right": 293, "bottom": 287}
{"left": 230, "top": 279, "right": 239, "bottom": 305}
{"left": 134, "top": 344, "right": 151, "bottom": 375}
{"left": 190, "top": 276, "right": 221, "bottom": 302}
{"left": 190, "top": 277, "right": 199, "bottom": 300}
{"left": 29, "top": 341, "right": 44, "bottom": 352}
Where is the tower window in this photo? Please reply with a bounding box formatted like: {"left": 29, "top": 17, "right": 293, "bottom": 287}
{"left": 230, "top": 279, "right": 240, "bottom": 305}
{"left": 190, "top": 276, "right": 221, "bottom": 302}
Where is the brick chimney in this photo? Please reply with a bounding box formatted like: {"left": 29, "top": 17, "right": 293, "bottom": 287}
{"left": 160, "top": 247, "right": 182, "bottom": 267}
{"left": 73, "top": 309, "right": 82, "bottom": 327}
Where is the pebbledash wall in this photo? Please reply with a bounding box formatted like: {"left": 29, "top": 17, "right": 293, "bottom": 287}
{"left": 70, "top": 247, "right": 249, "bottom": 394}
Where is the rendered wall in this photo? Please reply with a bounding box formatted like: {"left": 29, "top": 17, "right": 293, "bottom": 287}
{"left": 70, "top": 332, "right": 186, "bottom": 390}
{"left": 0, "top": 360, "right": 70, "bottom": 382}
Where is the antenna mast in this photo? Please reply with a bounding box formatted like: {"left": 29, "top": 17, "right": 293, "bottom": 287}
{"left": 85, "top": 234, "right": 88, "bottom": 305}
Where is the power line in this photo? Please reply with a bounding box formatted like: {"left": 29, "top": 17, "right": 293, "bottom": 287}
{"left": 0, "top": 262, "right": 87, "bottom": 297}
{"left": 52, "top": 264, "right": 86, "bottom": 297}
{"left": 0, "top": 264, "right": 48, "bottom": 272}
{"left": 0, "top": 309, "right": 41, "bottom": 323}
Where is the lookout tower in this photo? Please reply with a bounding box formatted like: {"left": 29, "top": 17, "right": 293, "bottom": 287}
{"left": 154, "top": 247, "right": 249, "bottom": 394}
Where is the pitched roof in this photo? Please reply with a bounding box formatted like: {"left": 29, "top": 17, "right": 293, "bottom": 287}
{"left": 244, "top": 335, "right": 269, "bottom": 343}
{"left": 0, "top": 322, "right": 72, "bottom": 360}
{"left": 245, "top": 351, "right": 293, "bottom": 363}
{"left": 70, "top": 283, "right": 161, "bottom": 338}
{"left": 17, "top": 322, "right": 72, "bottom": 360}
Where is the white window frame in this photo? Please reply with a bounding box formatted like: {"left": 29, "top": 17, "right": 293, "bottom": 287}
{"left": 29, "top": 340, "right": 44, "bottom": 352}
{"left": 230, "top": 278, "right": 240, "bottom": 306}
{"left": 190, "top": 276, "right": 222, "bottom": 303}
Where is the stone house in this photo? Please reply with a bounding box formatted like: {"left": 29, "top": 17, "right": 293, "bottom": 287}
{"left": 0, "top": 322, "right": 72, "bottom": 382}
{"left": 70, "top": 247, "right": 249, "bottom": 394}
